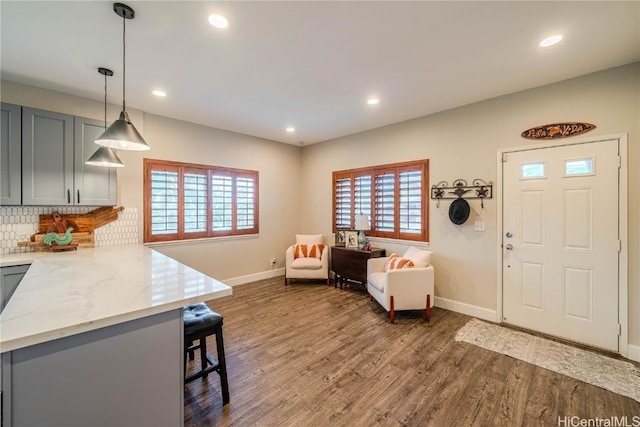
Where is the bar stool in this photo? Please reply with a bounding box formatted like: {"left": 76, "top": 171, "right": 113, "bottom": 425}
{"left": 183, "top": 302, "right": 230, "bottom": 405}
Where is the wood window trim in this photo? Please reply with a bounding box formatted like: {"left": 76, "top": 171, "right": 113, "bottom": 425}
{"left": 332, "top": 159, "right": 429, "bottom": 242}
{"left": 144, "top": 158, "right": 259, "bottom": 243}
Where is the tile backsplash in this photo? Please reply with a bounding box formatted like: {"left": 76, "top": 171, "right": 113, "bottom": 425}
{"left": 0, "top": 206, "right": 139, "bottom": 254}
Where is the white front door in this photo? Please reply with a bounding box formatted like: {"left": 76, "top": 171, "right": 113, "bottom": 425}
{"left": 502, "top": 139, "right": 620, "bottom": 351}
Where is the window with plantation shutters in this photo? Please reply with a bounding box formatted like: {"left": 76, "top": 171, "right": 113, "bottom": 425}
{"left": 332, "top": 160, "right": 428, "bottom": 242}
{"left": 144, "top": 159, "right": 258, "bottom": 243}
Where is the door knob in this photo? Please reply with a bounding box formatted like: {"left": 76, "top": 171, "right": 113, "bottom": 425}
{"left": 505, "top": 244, "right": 513, "bottom": 250}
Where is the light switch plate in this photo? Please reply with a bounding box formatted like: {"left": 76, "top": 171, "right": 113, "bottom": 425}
{"left": 474, "top": 221, "right": 485, "bottom": 232}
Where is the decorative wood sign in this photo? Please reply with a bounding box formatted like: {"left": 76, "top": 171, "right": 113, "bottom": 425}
{"left": 521, "top": 122, "right": 595, "bottom": 140}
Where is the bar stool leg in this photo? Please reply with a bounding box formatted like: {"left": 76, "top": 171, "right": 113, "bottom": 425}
{"left": 188, "top": 340, "right": 195, "bottom": 361}
{"left": 215, "top": 326, "right": 230, "bottom": 405}
{"left": 199, "top": 338, "right": 209, "bottom": 379}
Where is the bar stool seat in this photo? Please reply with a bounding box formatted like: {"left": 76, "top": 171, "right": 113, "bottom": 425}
{"left": 183, "top": 302, "right": 230, "bottom": 405}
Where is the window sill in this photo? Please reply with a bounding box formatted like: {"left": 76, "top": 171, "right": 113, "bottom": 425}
{"left": 145, "top": 234, "right": 259, "bottom": 248}
{"left": 364, "top": 236, "right": 430, "bottom": 249}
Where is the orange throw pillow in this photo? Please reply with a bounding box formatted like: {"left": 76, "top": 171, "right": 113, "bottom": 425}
{"left": 384, "top": 253, "right": 415, "bottom": 271}
{"left": 294, "top": 243, "right": 325, "bottom": 259}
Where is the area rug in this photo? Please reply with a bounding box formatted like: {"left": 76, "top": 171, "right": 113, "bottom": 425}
{"left": 455, "top": 318, "right": 640, "bottom": 403}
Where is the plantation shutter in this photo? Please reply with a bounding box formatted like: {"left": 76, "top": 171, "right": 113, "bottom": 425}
{"left": 149, "top": 165, "right": 179, "bottom": 240}
{"left": 235, "top": 173, "right": 257, "bottom": 233}
{"left": 334, "top": 172, "right": 352, "bottom": 229}
{"left": 211, "top": 172, "right": 233, "bottom": 233}
{"left": 399, "top": 167, "right": 423, "bottom": 237}
{"left": 374, "top": 170, "right": 395, "bottom": 235}
{"left": 183, "top": 168, "right": 208, "bottom": 237}
{"left": 354, "top": 173, "right": 372, "bottom": 222}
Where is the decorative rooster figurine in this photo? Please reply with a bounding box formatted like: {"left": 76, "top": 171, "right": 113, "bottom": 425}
{"left": 43, "top": 228, "right": 74, "bottom": 246}
{"left": 43, "top": 212, "right": 79, "bottom": 247}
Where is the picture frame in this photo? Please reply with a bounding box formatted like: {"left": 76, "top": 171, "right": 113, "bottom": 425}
{"left": 335, "top": 228, "right": 348, "bottom": 246}
{"left": 345, "top": 231, "right": 358, "bottom": 249}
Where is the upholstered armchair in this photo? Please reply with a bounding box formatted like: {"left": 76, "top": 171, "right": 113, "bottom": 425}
{"left": 284, "top": 234, "right": 330, "bottom": 285}
{"left": 366, "top": 246, "right": 434, "bottom": 323}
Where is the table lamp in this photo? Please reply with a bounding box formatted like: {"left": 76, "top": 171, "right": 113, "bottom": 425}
{"left": 354, "top": 215, "right": 370, "bottom": 249}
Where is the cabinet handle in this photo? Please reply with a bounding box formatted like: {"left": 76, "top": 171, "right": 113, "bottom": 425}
{"left": 67, "top": 189, "right": 71, "bottom": 204}
{"left": 77, "top": 190, "right": 80, "bottom": 204}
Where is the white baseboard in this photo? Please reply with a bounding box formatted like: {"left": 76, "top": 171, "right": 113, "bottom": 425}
{"left": 222, "top": 267, "right": 285, "bottom": 287}
{"left": 434, "top": 296, "right": 498, "bottom": 323}
{"left": 627, "top": 344, "right": 640, "bottom": 362}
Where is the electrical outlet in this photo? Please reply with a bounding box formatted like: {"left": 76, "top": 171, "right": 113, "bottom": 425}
{"left": 270, "top": 258, "right": 277, "bottom": 266}
{"left": 474, "top": 221, "right": 485, "bottom": 232}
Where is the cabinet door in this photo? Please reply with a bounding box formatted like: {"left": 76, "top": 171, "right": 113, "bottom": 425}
{"left": 74, "top": 117, "right": 117, "bottom": 206}
{"left": 0, "top": 264, "right": 29, "bottom": 313}
{"left": 1, "top": 103, "right": 22, "bottom": 205}
{"left": 22, "top": 107, "right": 74, "bottom": 205}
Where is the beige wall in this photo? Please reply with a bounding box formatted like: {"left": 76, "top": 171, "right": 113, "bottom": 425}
{"left": 300, "top": 62, "right": 640, "bottom": 347}
{"left": 2, "top": 62, "right": 638, "bottom": 349}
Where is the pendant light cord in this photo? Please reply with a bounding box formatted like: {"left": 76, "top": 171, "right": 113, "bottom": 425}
{"left": 104, "top": 71, "right": 108, "bottom": 129}
{"left": 122, "top": 13, "right": 126, "bottom": 113}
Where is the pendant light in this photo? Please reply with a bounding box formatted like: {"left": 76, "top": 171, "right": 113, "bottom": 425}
{"left": 86, "top": 67, "right": 125, "bottom": 168}
{"left": 95, "top": 2, "right": 150, "bottom": 151}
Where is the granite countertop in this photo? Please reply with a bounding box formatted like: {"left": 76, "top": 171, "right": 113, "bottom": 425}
{"left": 0, "top": 244, "right": 232, "bottom": 353}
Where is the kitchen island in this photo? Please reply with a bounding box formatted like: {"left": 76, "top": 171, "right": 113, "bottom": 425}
{"left": 0, "top": 244, "right": 232, "bottom": 427}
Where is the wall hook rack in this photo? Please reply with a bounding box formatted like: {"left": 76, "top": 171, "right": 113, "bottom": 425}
{"left": 430, "top": 179, "right": 493, "bottom": 208}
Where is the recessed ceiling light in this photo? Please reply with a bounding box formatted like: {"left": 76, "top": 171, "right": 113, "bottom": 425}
{"left": 152, "top": 90, "right": 166, "bottom": 97}
{"left": 208, "top": 14, "right": 228, "bottom": 29}
{"left": 540, "top": 35, "right": 563, "bottom": 47}
{"left": 286, "top": 127, "right": 295, "bottom": 133}
{"left": 367, "top": 98, "right": 379, "bottom": 105}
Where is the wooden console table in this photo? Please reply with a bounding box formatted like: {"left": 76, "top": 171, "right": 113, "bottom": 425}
{"left": 331, "top": 246, "right": 386, "bottom": 289}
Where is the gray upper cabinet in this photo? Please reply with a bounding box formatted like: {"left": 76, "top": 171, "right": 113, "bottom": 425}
{"left": 74, "top": 117, "right": 117, "bottom": 206}
{"left": 22, "top": 107, "right": 74, "bottom": 205}
{"left": 21, "top": 107, "right": 117, "bottom": 206}
{"left": 1, "top": 103, "right": 22, "bottom": 205}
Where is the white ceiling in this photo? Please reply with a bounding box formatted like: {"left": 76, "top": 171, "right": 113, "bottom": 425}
{"left": 1, "top": 1, "right": 638, "bottom": 146}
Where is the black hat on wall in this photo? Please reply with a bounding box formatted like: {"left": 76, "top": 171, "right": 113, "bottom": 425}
{"left": 449, "top": 198, "right": 470, "bottom": 225}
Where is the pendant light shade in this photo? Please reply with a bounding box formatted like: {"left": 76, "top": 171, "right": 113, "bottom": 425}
{"left": 95, "top": 110, "right": 149, "bottom": 151}
{"left": 95, "top": 2, "right": 149, "bottom": 151}
{"left": 86, "top": 67, "right": 125, "bottom": 168}
{"left": 86, "top": 146, "right": 125, "bottom": 167}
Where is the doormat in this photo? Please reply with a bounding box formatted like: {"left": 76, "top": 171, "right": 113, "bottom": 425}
{"left": 455, "top": 318, "right": 640, "bottom": 402}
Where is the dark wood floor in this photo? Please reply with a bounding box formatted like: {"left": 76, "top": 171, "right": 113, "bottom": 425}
{"left": 185, "top": 277, "right": 640, "bottom": 426}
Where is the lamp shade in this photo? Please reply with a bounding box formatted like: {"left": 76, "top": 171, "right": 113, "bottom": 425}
{"left": 86, "top": 146, "right": 125, "bottom": 168}
{"left": 355, "top": 214, "right": 370, "bottom": 231}
{"left": 95, "top": 111, "right": 150, "bottom": 151}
